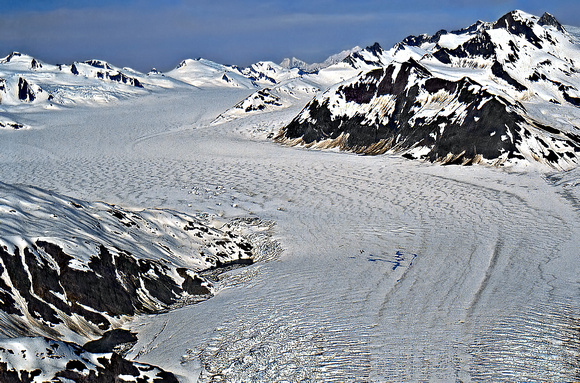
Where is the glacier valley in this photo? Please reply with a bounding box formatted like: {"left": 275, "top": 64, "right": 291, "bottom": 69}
{"left": 0, "top": 10, "right": 579, "bottom": 382}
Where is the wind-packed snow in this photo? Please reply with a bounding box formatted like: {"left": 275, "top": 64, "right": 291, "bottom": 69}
{"left": 0, "top": 9, "right": 579, "bottom": 383}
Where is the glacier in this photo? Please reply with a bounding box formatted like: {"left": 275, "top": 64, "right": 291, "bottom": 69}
{"left": 0, "top": 9, "right": 579, "bottom": 382}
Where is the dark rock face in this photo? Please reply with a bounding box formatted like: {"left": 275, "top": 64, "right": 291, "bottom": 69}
{"left": 83, "top": 329, "right": 138, "bottom": 354}
{"left": 366, "top": 42, "right": 384, "bottom": 57}
{"left": 244, "top": 88, "right": 282, "bottom": 112}
{"left": 244, "top": 72, "right": 277, "bottom": 85}
{"left": 278, "top": 10, "right": 580, "bottom": 169}
{"left": 0, "top": 240, "right": 215, "bottom": 334}
{"left": 400, "top": 30, "right": 447, "bottom": 47}
{"left": 30, "top": 59, "right": 42, "bottom": 70}
{"left": 0, "top": 121, "right": 24, "bottom": 130}
{"left": 0, "top": 363, "right": 40, "bottom": 383}
{"left": 538, "top": 12, "right": 566, "bottom": 33}
{"left": 283, "top": 63, "right": 512, "bottom": 160}
{"left": 491, "top": 61, "right": 527, "bottom": 91}
{"left": 2, "top": 52, "right": 22, "bottom": 63}
{"left": 278, "top": 59, "right": 580, "bottom": 167}
{"left": 0, "top": 183, "right": 258, "bottom": 340}
{"left": 106, "top": 71, "right": 143, "bottom": 88}
{"left": 84, "top": 60, "right": 112, "bottom": 70}
{"left": 343, "top": 43, "right": 387, "bottom": 68}
{"left": 60, "top": 354, "right": 180, "bottom": 382}
{"left": 400, "top": 20, "right": 488, "bottom": 49}
{"left": 493, "top": 11, "right": 542, "bottom": 48}
{"left": 92, "top": 70, "right": 143, "bottom": 87}
{"left": 432, "top": 31, "right": 497, "bottom": 64}
{"left": 69, "top": 62, "right": 143, "bottom": 87}
{"left": 0, "top": 337, "right": 179, "bottom": 383}
{"left": 404, "top": 10, "right": 566, "bottom": 68}
{"left": 17, "top": 78, "right": 35, "bottom": 102}
{"left": 0, "top": 183, "right": 265, "bottom": 382}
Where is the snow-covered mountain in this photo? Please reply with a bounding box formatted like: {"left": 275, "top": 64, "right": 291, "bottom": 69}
{"left": 0, "top": 47, "right": 366, "bottom": 131}
{"left": 280, "top": 46, "right": 362, "bottom": 73}
{"left": 0, "top": 52, "right": 162, "bottom": 108}
{"left": 0, "top": 182, "right": 259, "bottom": 343}
{"left": 238, "top": 61, "right": 303, "bottom": 85}
{"left": 0, "top": 9, "right": 579, "bottom": 381}
{"left": 212, "top": 79, "right": 320, "bottom": 125}
{"left": 166, "top": 58, "right": 257, "bottom": 89}
{"left": 277, "top": 11, "right": 580, "bottom": 170}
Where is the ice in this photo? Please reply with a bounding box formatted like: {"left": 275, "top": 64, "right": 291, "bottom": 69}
{"left": 0, "top": 10, "right": 579, "bottom": 382}
{"left": 0, "top": 78, "right": 578, "bottom": 381}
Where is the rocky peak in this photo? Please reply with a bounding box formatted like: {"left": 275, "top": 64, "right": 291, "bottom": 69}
{"left": 366, "top": 42, "right": 384, "bottom": 56}
{"left": 492, "top": 10, "right": 542, "bottom": 48}
{"left": 538, "top": 12, "right": 566, "bottom": 33}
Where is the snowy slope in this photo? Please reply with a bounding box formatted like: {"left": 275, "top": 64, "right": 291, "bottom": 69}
{"left": 0, "top": 52, "right": 161, "bottom": 108}
{"left": 239, "top": 61, "right": 303, "bottom": 85}
{"left": 0, "top": 336, "right": 178, "bottom": 382}
{"left": 278, "top": 11, "right": 580, "bottom": 169}
{"left": 166, "top": 58, "right": 257, "bottom": 89}
{"left": 0, "top": 38, "right": 579, "bottom": 381}
{"left": 280, "top": 46, "right": 362, "bottom": 73}
{"left": 212, "top": 79, "right": 320, "bottom": 125}
{"left": 0, "top": 48, "right": 370, "bottom": 132}
{"left": 0, "top": 182, "right": 259, "bottom": 343}
{"left": 0, "top": 9, "right": 580, "bottom": 383}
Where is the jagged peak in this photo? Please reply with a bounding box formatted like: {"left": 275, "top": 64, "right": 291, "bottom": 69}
{"left": 250, "top": 60, "right": 283, "bottom": 70}
{"left": 538, "top": 12, "right": 566, "bottom": 32}
{"left": 451, "top": 19, "right": 491, "bottom": 35}
{"left": 492, "top": 9, "right": 567, "bottom": 33}
{"left": 398, "top": 10, "right": 567, "bottom": 52}
{"left": 365, "top": 42, "right": 384, "bottom": 56}
{"left": 1, "top": 51, "right": 33, "bottom": 63}
{"left": 498, "top": 9, "right": 536, "bottom": 22}
{"left": 280, "top": 57, "right": 308, "bottom": 68}
{"left": 0, "top": 52, "right": 45, "bottom": 70}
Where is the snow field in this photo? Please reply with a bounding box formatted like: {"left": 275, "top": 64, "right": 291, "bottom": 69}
{"left": 0, "top": 10, "right": 579, "bottom": 381}
{"left": 1, "top": 85, "right": 578, "bottom": 380}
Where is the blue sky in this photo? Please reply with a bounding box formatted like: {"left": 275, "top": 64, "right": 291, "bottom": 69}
{"left": 1, "top": 0, "right": 579, "bottom": 72}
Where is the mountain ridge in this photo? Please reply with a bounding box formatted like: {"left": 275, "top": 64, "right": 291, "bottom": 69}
{"left": 276, "top": 10, "right": 580, "bottom": 170}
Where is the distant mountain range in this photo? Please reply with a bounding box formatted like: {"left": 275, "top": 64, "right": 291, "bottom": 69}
{"left": 1, "top": 10, "right": 579, "bottom": 172}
